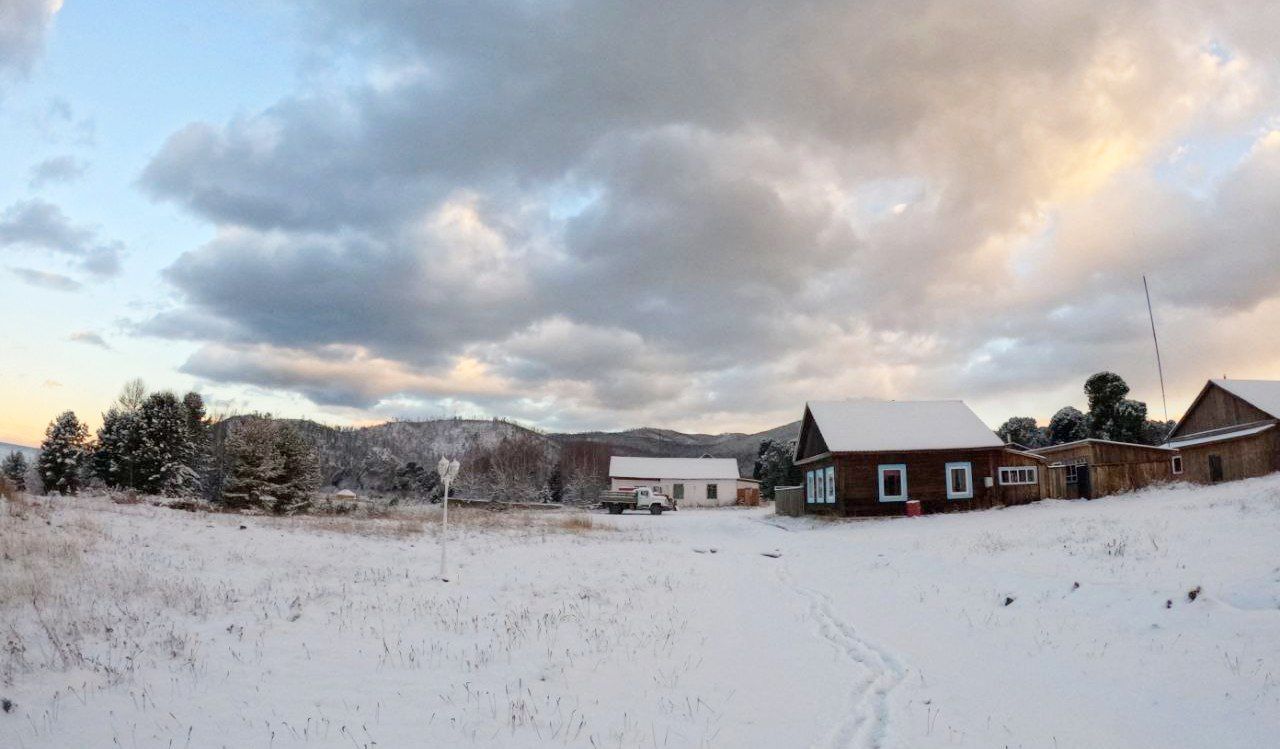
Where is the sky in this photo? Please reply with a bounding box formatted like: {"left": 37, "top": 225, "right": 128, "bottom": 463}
{"left": 3, "top": 1, "right": 1280, "bottom": 446}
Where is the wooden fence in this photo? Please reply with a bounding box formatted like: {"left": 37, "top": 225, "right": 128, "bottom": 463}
{"left": 774, "top": 485, "right": 804, "bottom": 517}
{"left": 1045, "top": 460, "right": 1174, "bottom": 500}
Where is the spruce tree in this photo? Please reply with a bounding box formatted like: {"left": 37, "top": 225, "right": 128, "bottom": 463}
{"left": 38, "top": 411, "right": 89, "bottom": 495}
{"left": 2, "top": 451, "right": 29, "bottom": 490}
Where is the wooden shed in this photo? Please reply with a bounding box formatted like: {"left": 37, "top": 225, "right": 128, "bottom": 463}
{"left": 1030, "top": 439, "right": 1179, "bottom": 499}
{"left": 1164, "top": 379, "right": 1280, "bottom": 484}
{"left": 792, "top": 400, "right": 1047, "bottom": 517}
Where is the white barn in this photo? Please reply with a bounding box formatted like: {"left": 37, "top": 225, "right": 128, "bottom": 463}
{"left": 608, "top": 456, "right": 752, "bottom": 508}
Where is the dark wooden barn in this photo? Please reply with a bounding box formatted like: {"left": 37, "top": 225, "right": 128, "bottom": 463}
{"left": 791, "top": 400, "right": 1046, "bottom": 517}
{"left": 1164, "top": 379, "right": 1280, "bottom": 484}
{"left": 1030, "top": 439, "right": 1179, "bottom": 499}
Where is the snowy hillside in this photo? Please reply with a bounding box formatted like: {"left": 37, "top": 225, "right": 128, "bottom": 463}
{"left": 0, "top": 441, "right": 38, "bottom": 461}
{"left": 554, "top": 420, "right": 801, "bottom": 475}
{"left": 3, "top": 476, "right": 1279, "bottom": 747}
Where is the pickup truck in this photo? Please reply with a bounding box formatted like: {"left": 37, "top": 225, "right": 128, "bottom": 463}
{"left": 600, "top": 487, "right": 676, "bottom": 515}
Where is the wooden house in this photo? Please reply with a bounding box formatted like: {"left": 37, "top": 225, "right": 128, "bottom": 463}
{"left": 1029, "top": 439, "right": 1178, "bottom": 499}
{"left": 1163, "top": 379, "right": 1280, "bottom": 484}
{"left": 792, "top": 400, "right": 1046, "bottom": 516}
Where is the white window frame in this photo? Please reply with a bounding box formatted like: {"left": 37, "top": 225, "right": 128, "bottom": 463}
{"left": 1171, "top": 455, "right": 1183, "bottom": 475}
{"left": 945, "top": 461, "right": 973, "bottom": 500}
{"left": 998, "top": 466, "right": 1038, "bottom": 486}
{"left": 877, "top": 464, "right": 908, "bottom": 502}
{"left": 806, "top": 470, "right": 816, "bottom": 503}
{"left": 824, "top": 466, "right": 835, "bottom": 504}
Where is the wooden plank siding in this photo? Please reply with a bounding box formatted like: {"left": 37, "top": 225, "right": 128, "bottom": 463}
{"left": 774, "top": 485, "right": 805, "bottom": 517}
{"left": 1032, "top": 440, "right": 1178, "bottom": 499}
{"left": 1169, "top": 382, "right": 1274, "bottom": 438}
{"left": 802, "top": 448, "right": 1045, "bottom": 517}
{"left": 1176, "top": 429, "right": 1280, "bottom": 485}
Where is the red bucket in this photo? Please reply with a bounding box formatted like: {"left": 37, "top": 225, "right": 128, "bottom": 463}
{"left": 905, "top": 500, "right": 922, "bottom": 517}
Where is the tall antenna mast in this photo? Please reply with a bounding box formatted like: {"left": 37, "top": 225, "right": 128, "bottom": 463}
{"left": 1143, "top": 275, "right": 1169, "bottom": 422}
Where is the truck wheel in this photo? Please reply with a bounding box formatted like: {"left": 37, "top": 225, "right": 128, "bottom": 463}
{"left": 649, "top": 504, "right": 663, "bottom": 515}
{"left": 608, "top": 504, "right": 623, "bottom": 515}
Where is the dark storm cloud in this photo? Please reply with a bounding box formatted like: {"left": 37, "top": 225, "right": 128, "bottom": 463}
{"left": 140, "top": 0, "right": 1280, "bottom": 429}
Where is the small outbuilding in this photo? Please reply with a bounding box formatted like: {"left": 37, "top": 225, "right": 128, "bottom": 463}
{"left": 791, "top": 400, "right": 1046, "bottom": 516}
{"left": 1030, "top": 439, "right": 1179, "bottom": 499}
{"left": 608, "top": 457, "right": 749, "bottom": 508}
{"left": 1164, "top": 379, "right": 1280, "bottom": 484}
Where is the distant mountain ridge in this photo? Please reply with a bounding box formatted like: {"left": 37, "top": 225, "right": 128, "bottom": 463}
{"left": 551, "top": 421, "right": 801, "bottom": 475}
{"left": 0, "top": 441, "right": 39, "bottom": 460}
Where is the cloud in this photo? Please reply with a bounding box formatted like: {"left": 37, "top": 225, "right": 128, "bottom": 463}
{"left": 0, "top": 0, "right": 61, "bottom": 79}
{"left": 0, "top": 199, "right": 122, "bottom": 277}
{"left": 10, "top": 266, "right": 80, "bottom": 291}
{"left": 138, "top": 1, "right": 1280, "bottom": 431}
{"left": 68, "top": 330, "right": 110, "bottom": 349}
{"left": 28, "top": 155, "right": 87, "bottom": 188}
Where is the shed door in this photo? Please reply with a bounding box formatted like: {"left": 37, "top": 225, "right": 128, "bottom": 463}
{"left": 1208, "top": 455, "right": 1224, "bottom": 483}
{"left": 1077, "top": 465, "right": 1093, "bottom": 500}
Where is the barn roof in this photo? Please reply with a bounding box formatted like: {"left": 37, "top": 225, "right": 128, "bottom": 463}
{"left": 1030, "top": 438, "right": 1176, "bottom": 454}
{"left": 609, "top": 456, "right": 741, "bottom": 480}
{"left": 1165, "top": 422, "right": 1276, "bottom": 449}
{"left": 803, "top": 400, "right": 1004, "bottom": 453}
{"left": 1210, "top": 379, "right": 1280, "bottom": 419}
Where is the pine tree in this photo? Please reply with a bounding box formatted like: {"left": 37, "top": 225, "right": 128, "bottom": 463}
{"left": 93, "top": 407, "right": 143, "bottom": 489}
{"left": 38, "top": 411, "right": 89, "bottom": 495}
{"left": 996, "top": 417, "right": 1048, "bottom": 447}
{"left": 134, "top": 392, "right": 198, "bottom": 496}
{"left": 754, "top": 438, "right": 802, "bottom": 498}
{"left": 2, "top": 451, "right": 29, "bottom": 490}
{"left": 1047, "top": 407, "right": 1089, "bottom": 444}
{"left": 222, "top": 418, "right": 319, "bottom": 513}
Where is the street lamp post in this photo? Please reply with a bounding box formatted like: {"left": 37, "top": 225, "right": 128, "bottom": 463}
{"left": 437, "top": 457, "right": 461, "bottom": 581}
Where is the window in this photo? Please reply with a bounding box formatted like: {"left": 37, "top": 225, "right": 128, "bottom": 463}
{"left": 806, "top": 470, "right": 816, "bottom": 503}
{"left": 998, "top": 466, "right": 1038, "bottom": 485}
{"left": 1171, "top": 456, "right": 1183, "bottom": 475}
{"left": 1209, "top": 455, "right": 1223, "bottom": 483}
{"left": 1064, "top": 458, "right": 1086, "bottom": 484}
{"left": 673, "top": 483, "right": 685, "bottom": 499}
{"left": 878, "top": 464, "right": 907, "bottom": 502}
{"left": 945, "top": 462, "right": 973, "bottom": 499}
{"left": 825, "top": 466, "right": 835, "bottom": 503}
{"left": 707, "top": 483, "right": 718, "bottom": 501}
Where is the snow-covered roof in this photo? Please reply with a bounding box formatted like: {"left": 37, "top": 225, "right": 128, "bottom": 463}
{"left": 1165, "top": 423, "right": 1276, "bottom": 449}
{"left": 1211, "top": 379, "right": 1280, "bottom": 419}
{"left": 609, "top": 456, "right": 741, "bottom": 480}
{"left": 805, "top": 400, "right": 1004, "bottom": 452}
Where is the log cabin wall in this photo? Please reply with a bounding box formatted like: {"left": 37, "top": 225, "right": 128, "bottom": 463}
{"left": 812, "top": 448, "right": 1044, "bottom": 517}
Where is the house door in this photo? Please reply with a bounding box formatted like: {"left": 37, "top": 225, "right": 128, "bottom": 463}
{"left": 1208, "top": 455, "right": 1224, "bottom": 483}
{"left": 1077, "top": 465, "right": 1093, "bottom": 500}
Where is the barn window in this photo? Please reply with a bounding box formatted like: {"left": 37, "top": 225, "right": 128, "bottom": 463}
{"left": 878, "top": 464, "right": 907, "bottom": 502}
{"left": 707, "top": 484, "right": 718, "bottom": 501}
{"left": 1171, "top": 456, "right": 1183, "bottom": 475}
{"left": 1064, "top": 458, "right": 1086, "bottom": 484}
{"left": 998, "top": 466, "right": 1038, "bottom": 485}
{"left": 945, "top": 462, "right": 973, "bottom": 499}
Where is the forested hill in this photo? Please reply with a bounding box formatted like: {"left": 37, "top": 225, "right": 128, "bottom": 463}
{"left": 550, "top": 421, "right": 802, "bottom": 475}
{"left": 211, "top": 416, "right": 800, "bottom": 494}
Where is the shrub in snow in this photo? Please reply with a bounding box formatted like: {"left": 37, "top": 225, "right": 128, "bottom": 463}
{"left": 38, "top": 410, "right": 89, "bottom": 495}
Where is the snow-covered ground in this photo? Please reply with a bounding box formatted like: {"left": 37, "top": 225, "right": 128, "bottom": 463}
{"left": 3, "top": 476, "right": 1280, "bottom": 748}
